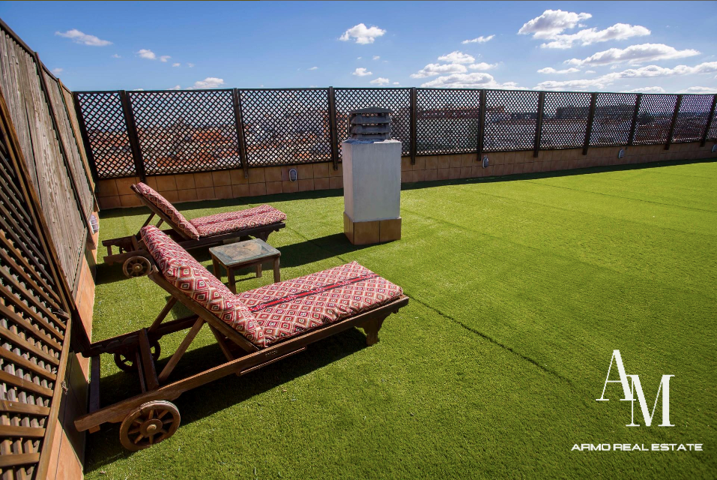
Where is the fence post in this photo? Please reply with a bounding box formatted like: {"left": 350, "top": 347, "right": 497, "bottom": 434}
{"left": 72, "top": 92, "right": 100, "bottom": 183}
{"left": 665, "top": 94, "right": 682, "bottom": 150}
{"left": 33, "top": 52, "right": 94, "bottom": 233}
{"left": 701, "top": 94, "right": 717, "bottom": 147}
{"left": 232, "top": 89, "right": 250, "bottom": 178}
{"left": 327, "top": 87, "right": 339, "bottom": 170}
{"left": 410, "top": 87, "right": 417, "bottom": 165}
{"left": 582, "top": 93, "right": 598, "bottom": 156}
{"left": 119, "top": 90, "right": 146, "bottom": 181}
{"left": 534, "top": 92, "right": 545, "bottom": 158}
{"left": 476, "top": 89, "right": 486, "bottom": 162}
{"left": 628, "top": 94, "right": 642, "bottom": 147}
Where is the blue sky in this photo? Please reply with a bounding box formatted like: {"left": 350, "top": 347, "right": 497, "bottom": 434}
{"left": 1, "top": 1, "right": 716, "bottom": 93}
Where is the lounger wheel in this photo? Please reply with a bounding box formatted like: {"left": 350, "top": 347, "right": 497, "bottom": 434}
{"left": 119, "top": 400, "right": 181, "bottom": 451}
{"left": 114, "top": 340, "right": 161, "bottom": 373}
{"left": 123, "top": 255, "right": 152, "bottom": 278}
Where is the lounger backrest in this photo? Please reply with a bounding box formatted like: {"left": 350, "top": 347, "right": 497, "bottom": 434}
{"left": 132, "top": 183, "right": 201, "bottom": 240}
{"left": 140, "top": 225, "right": 264, "bottom": 345}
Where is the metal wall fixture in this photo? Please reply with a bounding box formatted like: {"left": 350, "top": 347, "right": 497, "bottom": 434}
{"left": 618, "top": 149, "right": 626, "bottom": 159}
{"left": 713, "top": 144, "right": 717, "bottom": 153}
{"left": 482, "top": 155, "right": 489, "bottom": 168}
{"left": 289, "top": 168, "right": 298, "bottom": 182}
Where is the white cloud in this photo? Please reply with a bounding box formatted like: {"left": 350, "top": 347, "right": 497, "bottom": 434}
{"left": 518, "top": 10, "right": 592, "bottom": 39}
{"left": 370, "top": 77, "right": 390, "bottom": 85}
{"left": 393, "top": 82, "right": 400, "bottom": 85}
{"left": 137, "top": 49, "right": 156, "bottom": 60}
{"left": 541, "top": 23, "right": 650, "bottom": 49}
{"left": 586, "top": 70, "right": 596, "bottom": 74}
{"left": 112, "top": 54, "right": 121, "bottom": 59}
{"left": 339, "top": 23, "right": 386, "bottom": 44}
{"left": 172, "top": 63, "right": 180, "bottom": 67}
{"left": 51, "top": 68, "right": 63, "bottom": 75}
{"left": 187, "top": 63, "right": 195, "bottom": 68}
{"left": 357, "top": 57, "right": 362, "bottom": 60}
{"left": 168, "top": 85, "right": 182, "bottom": 90}
{"left": 437, "top": 51, "right": 475, "bottom": 64}
{"left": 537, "top": 67, "right": 580, "bottom": 74}
{"left": 684, "top": 86, "right": 717, "bottom": 94}
{"left": 160, "top": 55, "right": 171, "bottom": 63}
{"left": 623, "top": 86, "right": 666, "bottom": 93}
{"left": 308, "top": 66, "right": 318, "bottom": 70}
{"left": 352, "top": 67, "right": 373, "bottom": 76}
{"left": 534, "top": 61, "right": 717, "bottom": 90}
{"left": 192, "top": 77, "right": 225, "bottom": 89}
{"left": 468, "top": 62, "right": 497, "bottom": 71}
{"left": 55, "top": 29, "right": 112, "bottom": 47}
{"left": 420, "top": 72, "right": 517, "bottom": 89}
{"left": 133, "top": 88, "right": 144, "bottom": 91}
{"left": 373, "top": 55, "right": 380, "bottom": 60}
{"left": 566, "top": 43, "right": 700, "bottom": 66}
{"left": 462, "top": 35, "right": 495, "bottom": 44}
{"left": 411, "top": 63, "right": 467, "bottom": 78}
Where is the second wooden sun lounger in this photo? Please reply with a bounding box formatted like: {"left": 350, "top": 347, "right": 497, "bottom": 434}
{"left": 102, "top": 182, "right": 287, "bottom": 277}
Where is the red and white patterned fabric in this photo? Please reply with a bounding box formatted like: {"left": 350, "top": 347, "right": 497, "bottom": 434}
{"left": 141, "top": 226, "right": 403, "bottom": 349}
{"left": 134, "top": 183, "right": 201, "bottom": 240}
{"left": 190, "top": 205, "right": 286, "bottom": 237}
{"left": 140, "top": 225, "right": 264, "bottom": 345}
{"left": 237, "top": 262, "right": 403, "bottom": 347}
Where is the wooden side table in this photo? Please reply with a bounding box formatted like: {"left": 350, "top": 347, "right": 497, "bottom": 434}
{"left": 209, "top": 239, "right": 281, "bottom": 293}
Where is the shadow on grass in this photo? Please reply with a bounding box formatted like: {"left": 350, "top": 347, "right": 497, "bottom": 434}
{"left": 84, "top": 326, "right": 370, "bottom": 473}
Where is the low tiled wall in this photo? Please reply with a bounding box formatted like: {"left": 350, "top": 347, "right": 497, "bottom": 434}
{"left": 97, "top": 142, "right": 717, "bottom": 209}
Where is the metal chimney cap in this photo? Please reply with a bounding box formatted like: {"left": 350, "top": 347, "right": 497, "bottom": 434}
{"left": 348, "top": 107, "right": 392, "bottom": 141}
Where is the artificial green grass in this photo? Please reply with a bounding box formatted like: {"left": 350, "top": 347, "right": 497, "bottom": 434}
{"left": 85, "top": 160, "right": 717, "bottom": 479}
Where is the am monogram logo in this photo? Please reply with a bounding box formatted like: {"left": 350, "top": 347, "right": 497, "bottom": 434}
{"left": 596, "top": 350, "right": 674, "bottom": 427}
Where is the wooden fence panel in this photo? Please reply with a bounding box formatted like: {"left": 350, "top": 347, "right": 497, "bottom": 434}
{"left": 0, "top": 88, "right": 73, "bottom": 480}
{"left": 42, "top": 69, "right": 95, "bottom": 217}
{"left": 0, "top": 29, "right": 87, "bottom": 292}
{"left": 60, "top": 83, "right": 95, "bottom": 189}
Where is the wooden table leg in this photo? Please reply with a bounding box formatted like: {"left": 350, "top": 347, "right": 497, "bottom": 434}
{"left": 273, "top": 257, "right": 280, "bottom": 283}
{"left": 228, "top": 267, "right": 237, "bottom": 294}
{"left": 255, "top": 262, "right": 262, "bottom": 279}
{"left": 212, "top": 257, "right": 221, "bottom": 278}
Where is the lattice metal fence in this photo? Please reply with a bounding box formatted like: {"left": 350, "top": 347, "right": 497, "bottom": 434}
{"left": 74, "top": 88, "right": 717, "bottom": 179}
{"left": 633, "top": 94, "right": 678, "bottom": 145}
{"left": 128, "top": 90, "right": 240, "bottom": 175}
{"left": 239, "top": 89, "right": 332, "bottom": 167}
{"left": 672, "top": 95, "right": 713, "bottom": 143}
{"left": 75, "top": 92, "right": 136, "bottom": 178}
{"left": 484, "top": 90, "right": 539, "bottom": 152}
{"left": 335, "top": 88, "right": 411, "bottom": 156}
{"left": 590, "top": 93, "right": 637, "bottom": 146}
{"left": 540, "top": 92, "right": 592, "bottom": 149}
{"left": 709, "top": 106, "right": 717, "bottom": 141}
{"left": 416, "top": 89, "right": 481, "bottom": 155}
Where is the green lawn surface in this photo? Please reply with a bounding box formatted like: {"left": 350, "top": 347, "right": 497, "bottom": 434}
{"left": 85, "top": 160, "right": 717, "bottom": 479}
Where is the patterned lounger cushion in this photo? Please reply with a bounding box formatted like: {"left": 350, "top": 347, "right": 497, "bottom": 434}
{"left": 190, "top": 205, "right": 287, "bottom": 237}
{"left": 237, "top": 262, "right": 403, "bottom": 347}
{"left": 141, "top": 225, "right": 264, "bottom": 345}
{"left": 141, "top": 225, "right": 403, "bottom": 349}
{"left": 134, "top": 183, "right": 201, "bottom": 240}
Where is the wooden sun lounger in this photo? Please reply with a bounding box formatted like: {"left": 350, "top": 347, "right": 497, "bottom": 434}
{"left": 75, "top": 254, "right": 408, "bottom": 451}
{"left": 103, "top": 184, "right": 286, "bottom": 277}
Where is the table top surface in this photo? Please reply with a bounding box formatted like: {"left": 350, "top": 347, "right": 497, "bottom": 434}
{"left": 209, "top": 239, "right": 280, "bottom": 266}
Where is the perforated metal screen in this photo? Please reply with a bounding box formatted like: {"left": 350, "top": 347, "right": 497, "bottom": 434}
{"left": 128, "top": 90, "right": 240, "bottom": 175}
{"left": 633, "top": 94, "right": 678, "bottom": 145}
{"left": 483, "top": 90, "right": 539, "bottom": 152}
{"left": 590, "top": 93, "right": 637, "bottom": 146}
{"left": 415, "top": 89, "right": 481, "bottom": 155}
{"left": 239, "top": 89, "right": 332, "bottom": 167}
{"left": 672, "top": 95, "right": 714, "bottom": 143}
{"left": 75, "top": 92, "right": 136, "bottom": 178}
{"left": 540, "top": 92, "right": 592, "bottom": 149}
